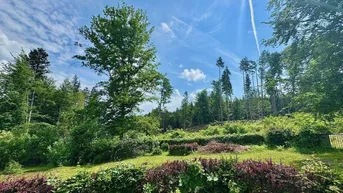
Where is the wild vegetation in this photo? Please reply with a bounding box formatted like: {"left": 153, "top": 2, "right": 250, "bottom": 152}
{"left": 0, "top": 0, "right": 343, "bottom": 192}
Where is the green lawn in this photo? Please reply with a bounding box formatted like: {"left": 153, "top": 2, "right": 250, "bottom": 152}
{"left": 1, "top": 145, "right": 342, "bottom": 181}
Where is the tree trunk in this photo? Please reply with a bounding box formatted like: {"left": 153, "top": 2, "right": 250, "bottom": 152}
{"left": 260, "top": 74, "right": 264, "bottom": 118}
{"left": 28, "top": 90, "right": 35, "bottom": 123}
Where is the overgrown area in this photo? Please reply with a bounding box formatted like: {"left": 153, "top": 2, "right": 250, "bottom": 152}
{"left": 1, "top": 0, "right": 343, "bottom": 192}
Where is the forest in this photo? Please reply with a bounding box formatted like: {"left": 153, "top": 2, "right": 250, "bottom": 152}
{"left": 0, "top": 0, "right": 343, "bottom": 192}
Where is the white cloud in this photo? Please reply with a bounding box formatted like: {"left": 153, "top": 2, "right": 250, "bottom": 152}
{"left": 179, "top": 69, "right": 206, "bottom": 82}
{"left": 178, "top": 64, "right": 183, "bottom": 68}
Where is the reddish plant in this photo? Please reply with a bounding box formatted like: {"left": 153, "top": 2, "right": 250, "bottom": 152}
{"left": 0, "top": 176, "right": 54, "bottom": 193}
{"left": 145, "top": 160, "right": 188, "bottom": 193}
{"left": 198, "top": 142, "right": 250, "bottom": 154}
{"left": 234, "top": 160, "right": 312, "bottom": 193}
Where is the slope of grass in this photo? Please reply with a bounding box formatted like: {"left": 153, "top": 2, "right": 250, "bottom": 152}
{"left": 1, "top": 145, "right": 342, "bottom": 182}
{"left": 0, "top": 146, "right": 309, "bottom": 181}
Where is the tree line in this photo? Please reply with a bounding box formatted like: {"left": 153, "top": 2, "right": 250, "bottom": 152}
{"left": 152, "top": 0, "right": 343, "bottom": 129}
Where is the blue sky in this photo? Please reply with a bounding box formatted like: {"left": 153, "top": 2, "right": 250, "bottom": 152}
{"left": 0, "top": 0, "right": 275, "bottom": 113}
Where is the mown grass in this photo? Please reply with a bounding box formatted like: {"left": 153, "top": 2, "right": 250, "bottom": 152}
{"left": 2, "top": 145, "right": 342, "bottom": 181}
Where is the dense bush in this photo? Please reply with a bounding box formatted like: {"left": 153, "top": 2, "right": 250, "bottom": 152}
{"left": 235, "top": 160, "right": 312, "bottom": 193}
{"left": 113, "top": 138, "right": 159, "bottom": 160}
{"left": 0, "top": 176, "right": 54, "bottom": 193}
{"left": 169, "top": 143, "right": 198, "bottom": 156}
{"left": 151, "top": 147, "right": 163, "bottom": 155}
{"left": 295, "top": 124, "right": 331, "bottom": 149}
{"left": 47, "top": 138, "right": 71, "bottom": 166}
{"left": 266, "top": 128, "right": 294, "bottom": 147}
{"left": 145, "top": 160, "right": 188, "bottom": 192}
{"left": 3, "top": 159, "right": 341, "bottom": 193}
{"left": 0, "top": 123, "right": 59, "bottom": 169}
{"left": 198, "top": 142, "right": 250, "bottom": 154}
{"left": 302, "top": 159, "right": 343, "bottom": 192}
{"left": 160, "top": 142, "right": 169, "bottom": 152}
{"left": 56, "top": 166, "right": 146, "bottom": 193}
{"left": 223, "top": 124, "right": 247, "bottom": 134}
{"left": 3, "top": 160, "right": 23, "bottom": 174}
{"left": 160, "top": 133, "right": 265, "bottom": 146}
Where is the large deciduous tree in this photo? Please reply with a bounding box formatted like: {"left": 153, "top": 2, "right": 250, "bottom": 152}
{"left": 75, "top": 4, "right": 162, "bottom": 133}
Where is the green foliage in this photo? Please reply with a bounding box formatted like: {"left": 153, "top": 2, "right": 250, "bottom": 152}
{"left": 160, "top": 142, "right": 170, "bottom": 152}
{"left": 3, "top": 160, "right": 23, "bottom": 174}
{"left": 47, "top": 138, "right": 71, "bottom": 166}
{"left": 75, "top": 3, "right": 162, "bottom": 130}
{"left": 161, "top": 134, "right": 265, "bottom": 146}
{"left": 151, "top": 147, "right": 163, "bottom": 155}
{"left": 133, "top": 116, "right": 160, "bottom": 135}
{"left": 223, "top": 124, "right": 247, "bottom": 134}
{"left": 169, "top": 143, "right": 198, "bottom": 156}
{"left": 179, "top": 161, "right": 206, "bottom": 192}
{"left": 266, "top": 128, "right": 294, "bottom": 147}
{"left": 56, "top": 166, "right": 145, "bottom": 193}
{"left": 113, "top": 138, "right": 158, "bottom": 160}
{"left": 0, "top": 123, "right": 59, "bottom": 168}
{"left": 295, "top": 124, "right": 331, "bottom": 149}
{"left": 55, "top": 172, "right": 93, "bottom": 193}
{"left": 302, "top": 159, "right": 343, "bottom": 192}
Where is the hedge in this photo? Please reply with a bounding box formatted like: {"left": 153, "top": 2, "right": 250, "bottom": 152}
{"left": 4, "top": 159, "right": 341, "bottom": 193}
{"left": 159, "top": 134, "right": 265, "bottom": 146}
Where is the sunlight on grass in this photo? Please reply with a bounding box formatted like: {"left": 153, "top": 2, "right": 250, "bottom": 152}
{"left": 0, "top": 146, "right": 315, "bottom": 180}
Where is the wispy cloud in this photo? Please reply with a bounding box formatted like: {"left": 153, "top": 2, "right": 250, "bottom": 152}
{"left": 248, "top": 0, "right": 261, "bottom": 55}
{"left": 161, "top": 22, "right": 175, "bottom": 37}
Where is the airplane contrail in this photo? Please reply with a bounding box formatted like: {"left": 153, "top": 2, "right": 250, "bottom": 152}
{"left": 248, "top": 0, "right": 261, "bottom": 55}
{"left": 238, "top": 0, "right": 246, "bottom": 50}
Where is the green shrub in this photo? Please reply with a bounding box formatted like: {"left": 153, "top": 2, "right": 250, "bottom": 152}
{"left": 160, "top": 142, "right": 169, "bottom": 152}
{"left": 92, "top": 165, "right": 145, "bottom": 193}
{"left": 302, "top": 159, "right": 343, "bottom": 192}
{"left": 18, "top": 123, "right": 60, "bottom": 165}
{"left": 169, "top": 143, "right": 198, "bottom": 156}
{"left": 123, "top": 130, "right": 147, "bottom": 140}
{"left": 0, "top": 123, "right": 59, "bottom": 169}
{"left": 56, "top": 166, "right": 145, "bottom": 193}
{"left": 223, "top": 124, "right": 246, "bottom": 134}
{"left": 160, "top": 134, "right": 265, "bottom": 146}
{"left": 47, "top": 138, "right": 71, "bottom": 166}
{"left": 295, "top": 124, "right": 331, "bottom": 149}
{"left": 151, "top": 148, "right": 163, "bottom": 155}
{"left": 3, "top": 160, "right": 23, "bottom": 174}
{"left": 69, "top": 119, "right": 101, "bottom": 164}
{"left": 55, "top": 172, "right": 93, "bottom": 193}
{"left": 201, "top": 126, "right": 222, "bottom": 136}
{"left": 266, "top": 128, "right": 294, "bottom": 147}
{"left": 113, "top": 138, "right": 158, "bottom": 160}
{"left": 168, "top": 129, "right": 186, "bottom": 138}
{"left": 87, "top": 137, "right": 118, "bottom": 164}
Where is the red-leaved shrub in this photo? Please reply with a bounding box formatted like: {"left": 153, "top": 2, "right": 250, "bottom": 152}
{"left": 235, "top": 160, "right": 312, "bottom": 193}
{"left": 169, "top": 143, "right": 198, "bottom": 155}
{"left": 145, "top": 160, "right": 188, "bottom": 192}
{"left": 198, "top": 142, "right": 250, "bottom": 154}
{"left": 0, "top": 176, "right": 54, "bottom": 193}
